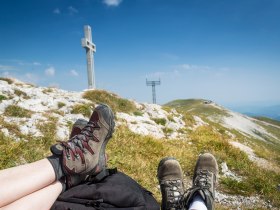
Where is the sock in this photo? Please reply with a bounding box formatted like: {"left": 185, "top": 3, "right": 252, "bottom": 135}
{"left": 188, "top": 194, "right": 207, "bottom": 210}
{"left": 47, "top": 155, "right": 65, "bottom": 180}
{"left": 59, "top": 177, "right": 67, "bottom": 193}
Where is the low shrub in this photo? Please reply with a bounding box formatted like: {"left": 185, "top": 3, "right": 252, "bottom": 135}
{"left": 57, "top": 102, "right": 66, "bottom": 108}
{"left": 0, "top": 77, "right": 13, "bottom": 84}
{"left": 4, "top": 105, "right": 32, "bottom": 118}
{"left": 152, "top": 118, "right": 167, "bottom": 126}
{"left": 71, "top": 104, "right": 92, "bottom": 118}
{"left": 83, "top": 90, "right": 137, "bottom": 114}
{"left": 0, "top": 95, "right": 7, "bottom": 102}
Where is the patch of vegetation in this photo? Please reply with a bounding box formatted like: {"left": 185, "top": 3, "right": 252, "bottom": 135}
{"left": 52, "top": 110, "right": 65, "bottom": 116}
{"left": 4, "top": 105, "right": 32, "bottom": 118}
{"left": 0, "top": 117, "right": 23, "bottom": 138}
{"left": 57, "top": 102, "right": 66, "bottom": 108}
{"left": 0, "top": 77, "right": 13, "bottom": 84}
{"left": 0, "top": 95, "right": 7, "bottom": 102}
{"left": 165, "top": 99, "right": 229, "bottom": 117}
{"left": 37, "top": 116, "right": 58, "bottom": 150}
{"left": 133, "top": 110, "right": 143, "bottom": 116}
{"left": 167, "top": 115, "right": 175, "bottom": 122}
{"left": 0, "top": 116, "right": 58, "bottom": 169}
{"left": 14, "top": 89, "right": 30, "bottom": 99}
{"left": 83, "top": 90, "right": 137, "bottom": 114}
{"left": 254, "top": 116, "right": 280, "bottom": 127}
{"left": 162, "top": 127, "right": 173, "bottom": 135}
{"left": 182, "top": 112, "right": 196, "bottom": 127}
{"left": 152, "top": 117, "right": 167, "bottom": 126}
{"left": 42, "top": 88, "right": 54, "bottom": 94}
{"left": 71, "top": 104, "right": 92, "bottom": 118}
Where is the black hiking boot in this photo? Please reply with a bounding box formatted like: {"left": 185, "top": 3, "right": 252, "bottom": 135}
{"left": 51, "top": 104, "right": 115, "bottom": 176}
{"left": 184, "top": 153, "right": 218, "bottom": 210}
{"left": 157, "top": 157, "right": 184, "bottom": 210}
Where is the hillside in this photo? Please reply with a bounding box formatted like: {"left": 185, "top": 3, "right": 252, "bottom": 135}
{"left": 1, "top": 78, "right": 280, "bottom": 209}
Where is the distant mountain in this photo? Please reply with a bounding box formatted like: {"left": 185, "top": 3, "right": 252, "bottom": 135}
{"left": 230, "top": 105, "right": 280, "bottom": 121}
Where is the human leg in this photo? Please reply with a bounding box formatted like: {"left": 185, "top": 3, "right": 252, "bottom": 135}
{"left": 0, "top": 158, "right": 56, "bottom": 207}
{"left": 0, "top": 119, "right": 88, "bottom": 207}
{"left": 1, "top": 181, "right": 62, "bottom": 210}
{"left": 0, "top": 104, "right": 115, "bottom": 208}
{"left": 184, "top": 153, "right": 218, "bottom": 210}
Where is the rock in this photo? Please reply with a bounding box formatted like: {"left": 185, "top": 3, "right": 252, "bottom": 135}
{"left": 221, "top": 162, "right": 242, "bottom": 182}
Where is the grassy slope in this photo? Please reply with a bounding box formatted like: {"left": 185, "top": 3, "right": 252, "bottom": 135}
{"left": 1, "top": 94, "right": 280, "bottom": 209}
{"left": 164, "top": 99, "right": 229, "bottom": 117}
{"left": 164, "top": 99, "right": 280, "bottom": 208}
{"left": 254, "top": 116, "right": 280, "bottom": 127}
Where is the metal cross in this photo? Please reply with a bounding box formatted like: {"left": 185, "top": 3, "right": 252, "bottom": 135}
{"left": 81, "top": 25, "right": 96, "bottom": 89}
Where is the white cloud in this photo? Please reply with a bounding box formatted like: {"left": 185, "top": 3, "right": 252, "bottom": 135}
{"left": 68, "top": 6, "right": 78, "bottom": 14}
{"left": 33, "top": 62, "right": 41, "bottom": 66}
{"left": 103, "top": 0, "right": 123, "bottom": 7}
{"left": 53, "top": 8, "right": 61, "bottom": 14}
{"left": 70, "top": 69, "right": 79, "bottom": 77}
{"left": 45, "top": 67, "right": 55, "bottom": 76}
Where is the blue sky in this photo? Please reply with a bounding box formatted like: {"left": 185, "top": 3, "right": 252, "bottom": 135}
{"left": 0, "top": 0, "right": 280, "bottom": 107}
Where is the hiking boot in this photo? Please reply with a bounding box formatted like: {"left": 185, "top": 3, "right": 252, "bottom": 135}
{"left": 157, "top": 157, "right": 184, "bottom": 210}
{"left": 69, "top": 118, "right": 88, "bottom": 138}
{"left": 51, "top": 104, "right": 115, "bottom": 176}
{"left": 184, "top": 153, "right": 218, "bottom": 210}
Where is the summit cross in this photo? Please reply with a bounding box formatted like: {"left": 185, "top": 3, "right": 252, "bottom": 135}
{"left": 81, "top": 25, "right": 96, "bottom": 89}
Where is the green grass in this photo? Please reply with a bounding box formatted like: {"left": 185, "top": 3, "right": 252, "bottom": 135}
{"left": 0, "top": 95, "right": 7, "bottom": 102}
{"left": 152, "top": 117, "right": 167, "bottom": 126}
{"left": 14, "top": 89, "right": 28, "bottom": 98}
{"left": 42, "top": 88, "right": 54, "bottom": 94}
{"left": 0, "top": 116, "right": 58, "bottom": 169}
{"left": 57, "top": 102, "right": 66, "bottom": 108}
{"left": 0, "top": 118, "right": 279, "bottom": 208}
{"left": 133, "top": 110, "right": 143, "bottom": 116}
{"left": 165, "top": 99, "right": 229, "bottom": 117}
{"left": 83, "top": 90, "right": 137, "bottom": 114}
{"left": 106, "top": 125, "right": 280, "bottom": 207}
{"left": 71, "top": 104, "right": 92, "bottom": 118}
{"left": 254, "top": 116, "right": 280, "bottom": 127}
{"left": 4, "top": 105, "right": 32, "bottom": 118}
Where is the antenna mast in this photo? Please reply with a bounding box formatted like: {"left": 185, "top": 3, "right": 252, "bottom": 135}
{"left": 146, "top": 79, "right": 161, "bottom": 104}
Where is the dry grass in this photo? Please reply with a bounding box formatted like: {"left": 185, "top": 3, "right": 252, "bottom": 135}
{"left": 71, "top": 103, "right": 92, "bottom": 118}
{"left": 107, "top": 125, "right": 280, "bottom": 207}
{"left": 4, "top": 105, "right": 33, "bottom": 118}
{"left": 0, "top": 77, "right": 13, "bottom": 84}
{"left": 83, "top": 90, "right": 137, "bottom": 114}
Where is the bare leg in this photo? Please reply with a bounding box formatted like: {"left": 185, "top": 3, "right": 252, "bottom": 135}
{"left": 1, "top": 181, "right": 62, "bottom": 210}
{"left": 0, "top": 159, "right": 56, "bottom": 207}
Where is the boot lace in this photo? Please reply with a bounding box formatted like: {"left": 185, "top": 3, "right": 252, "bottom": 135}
{"left": 60, "top": 121, "right": 101, "bottom": 163}
{"left": 183, "top": 169, "right": 214, "bottom": 201}
{"left": 161, "top": 179, "right": 184, "bottom": 210}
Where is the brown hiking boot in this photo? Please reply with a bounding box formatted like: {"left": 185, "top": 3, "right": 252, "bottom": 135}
{"left": 184, "top": 153, "right": 218, "bottom": 210}
{"left": 157, "top": 157, "right": 185, "bottom": 210}
{"left": 69, "top": 118, "right": 88, "bottom": 138}
{"left": 51, "top": 104, "right": 115, "bottom": 176}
